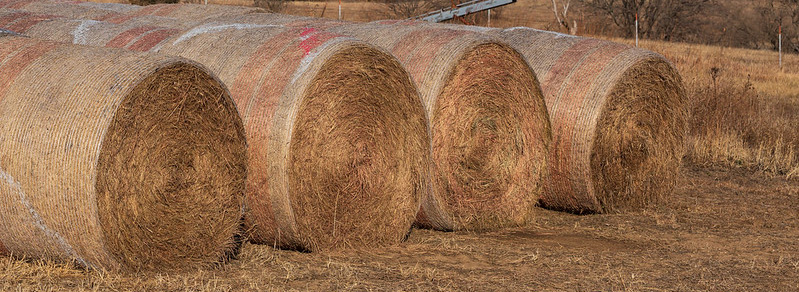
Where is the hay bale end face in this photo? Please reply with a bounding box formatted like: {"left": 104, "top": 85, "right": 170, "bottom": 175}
{"left": 0, "top": 35, "right": 247, "bottom": 271}
{"left": 495, "top": 28, "right": 687, "bottom": 213}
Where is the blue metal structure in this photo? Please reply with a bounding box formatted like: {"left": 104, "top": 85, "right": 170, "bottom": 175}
{"left": 411, "top": 0, "right": 516, "bottom": 23}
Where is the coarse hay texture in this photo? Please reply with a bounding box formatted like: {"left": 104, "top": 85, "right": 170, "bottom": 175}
{"left": 494, "top": 27, "right": 687, "bottom": 214}
{"left": 231, "top": 17, "right": 551, "bottom": 232}
{"left": 0, "top": 9, "right": 430, "bottom": 251}
{"left": 0, "top": 36, "right": 247, "bottom": 271}
{"left": 95, "top": 63, "right": 247, "bottom": 271}
{"left": 428, "top": 42, "right": 550, "bottom": 231}
{"left": 286, "top": 44, "right": 430, "bottom": 251}
{"left": 155, "top": 22, "right": 429, "bottom": 252}
{"left": 72, "top": 16, "right": 429, "bottom": 252}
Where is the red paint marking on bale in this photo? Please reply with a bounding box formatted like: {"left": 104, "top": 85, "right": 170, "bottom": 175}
{"left": 127, "top": 28, "right": 178, "bottom": 52}
{"left": 0, "top": 40, "right": 57, "bottom": 100}
{"left": 298, "top": 28, "right": 338, "bottom": 57}
{"left": 105, "top": 25, "right": 160, "bottom": 49}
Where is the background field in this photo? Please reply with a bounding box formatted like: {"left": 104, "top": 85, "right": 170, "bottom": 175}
{"left": 2, "top": 0, "right": 799, "bottom": 290}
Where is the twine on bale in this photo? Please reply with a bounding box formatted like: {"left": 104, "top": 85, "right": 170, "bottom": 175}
{"left": 223, "top": 15, "right": 552, "bottom": 231}
{"left": 0, "top": 36, "right": 247, "bottom": 271}
{"left": 2, "top": 12, "right": 433, "bottom": 252}
{"left": 492, "top": 27, "right": 687, "bottom": 214}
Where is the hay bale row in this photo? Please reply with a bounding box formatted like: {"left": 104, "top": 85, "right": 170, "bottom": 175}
{"left": 226, "top": 15, "right": 552, "bottom": 231}
{"left": 0, "top": 7, "right": 553, "bottom": 231}
{"left": 489, "top": 28, "right": 688, "bottom": 213}
{"left": 0, "top": 10, "right": 433, "bottom": 252}
{"left": 0, "top": 34, "right": 247, "bottom": 271}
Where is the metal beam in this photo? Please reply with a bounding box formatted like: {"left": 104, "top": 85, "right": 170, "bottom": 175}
{"left": 412, "top": 0, "right": 516, "bottom": 23}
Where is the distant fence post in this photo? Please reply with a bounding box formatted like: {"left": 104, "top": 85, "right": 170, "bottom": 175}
{"left": 635, "top": 13, "right": 639, "bottom": 47}
{"left": 488, "top": 9, "right": 491, "bottom": 27}
{"left": 338, "top": 0, "right": 342, "bottom": 20}
{"left": 779, "top": 25, "right": 783, "bottom": 70}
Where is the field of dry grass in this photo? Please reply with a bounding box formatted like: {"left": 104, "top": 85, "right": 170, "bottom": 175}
{"left": 2, "top": 1, "right": 798, "bottom": 291}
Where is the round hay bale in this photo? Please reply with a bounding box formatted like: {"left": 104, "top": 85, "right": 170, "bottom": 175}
{"left": 4, "top": 14, "right": 433, "bottom": 251}
{"left": 223, "top": 15, "right": 551, "bottom": 231}
{"left": 157, "top": 23, "right": 430, "bottom": 252}
{"left": 0, "top": 35, "right": 247, "bottom": 271}
{"left": 492, "top": 28, "right": 687, "bottom": 213}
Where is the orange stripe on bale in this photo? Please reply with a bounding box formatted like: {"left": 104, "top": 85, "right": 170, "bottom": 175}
{"left": 230, "top": 28, "right": 305, "bottom": 245}
{"left": 0, "top": 39, "right": 58, "bottom": 100}
{"left": 105, "top": 25, "right": 160, "bottom": 49}
{"left": 127, "top": 28, "right": 179, "bottom": 52}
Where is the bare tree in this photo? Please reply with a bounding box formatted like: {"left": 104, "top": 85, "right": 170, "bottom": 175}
{"left": 551, "top": 0, "right": 578, "bottom": 34}
{"left": 579, "top": 0, "right": 713, "bottom": 41}
{"left": 254, "top": 0, "right": 287, "bottom": 13}
{"left": 764, "top": 0, "right": 799, "bottom": 52}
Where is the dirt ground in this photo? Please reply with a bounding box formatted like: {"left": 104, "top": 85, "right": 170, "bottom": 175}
{"left": 2, "top": 164, "right": 797, "bottom": 291}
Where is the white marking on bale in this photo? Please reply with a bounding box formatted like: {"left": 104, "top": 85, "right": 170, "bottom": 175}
{"left": 290, "top": 37, "right": 355, "bottom": 85}
{"left": 171, "top": 23, "right": 283, "bottom": 46}
{"left": 71, "top": 20, "right": 100, "bottom": 45}
{"left": 0, "top": 165, "right": 90, "bottom": 268}
{"left": 505, "top": 26, "right": 575, "bottom": 38}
